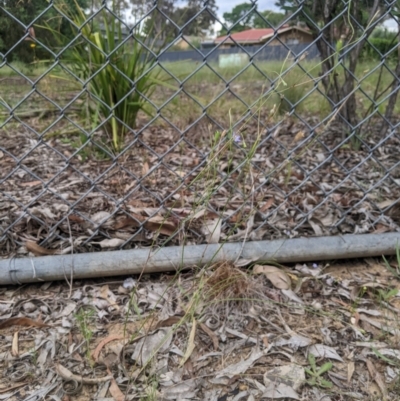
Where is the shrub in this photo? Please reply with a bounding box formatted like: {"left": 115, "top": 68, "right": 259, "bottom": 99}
{"left": 371, "top": 27, "right": 398, "bottom": 41}
{"left": 361, "top": 38, "right": 398, "bottom": 61}
{"left": 0, "top": 0, "right": 89, "bottom": 63}
{"left": 46, "top": 1, "right": 167, "bottom": 152}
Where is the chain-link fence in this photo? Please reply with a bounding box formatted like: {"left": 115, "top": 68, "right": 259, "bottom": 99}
{"left": 1, "top": 0, "right": 400, "bottom": 258}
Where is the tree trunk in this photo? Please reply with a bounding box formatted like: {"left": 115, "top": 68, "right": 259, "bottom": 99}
{"left": 304, "top": 0, "right": 382, "bottom": 139}
{"left": 338, "top": 0, "right": 381, "bottom": 134}
{"left": 380, "top": 23, "right": 400, "bottom": 136}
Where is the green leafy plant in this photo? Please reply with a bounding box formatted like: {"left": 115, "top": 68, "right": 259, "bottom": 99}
{"left": 377, "top": 288, "right": 399, "bottom": 303}
{"left": 305, "top": 353, "right": 333, "bottom": 389}
{"left": 372, "top": 347, "right": 399, "bottom": 367}
{"left": 140, "top": 375, "right": 159, "bottom": 401}
{"left": 361, "top": 38, "right": 399, "bottom": 61}
{"left": 275, "top": 75, "right": 305, "bottom": 115}
{"left": 44, "top": 0, "right": 167, "bottom": 153}
{"left": 75, "top": 307, "right": 96, "bottom": 361}
{"left": 383, "top": 244, "right": 400, "bottom": 279}
{"left": 29, "top": 347, "right": 39, "bottom": 366}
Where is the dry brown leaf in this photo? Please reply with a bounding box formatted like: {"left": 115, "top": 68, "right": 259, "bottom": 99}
{"left": 365, "top": 358, "right": 388, "bottom": 399}
{"left": 67, "top": 214, "right": 85, "bottom": 224}
{"left": 91, "top": 211, "right": 111, "bottom": 224}
{"left": 291, "top": 170, "right": 304, "bottom": 180}
{"left": 142, "top": 161, "right": 149, "bottom": 175}
{"left": 180, "top": 319, "right": 197, "bottom": 367}
{"left": 174, "top": 170, "right": 186, "bottom": 178}
{"left": 127, "top": 199, "right": 149, "bottom": 208}
{"left": 99, "top": 285, "right": 120, "bottom": 310}
{"left": 294, "top": 130, "right": 305, "bottom": 142}
{"left": 12, "top": 331, "right": 19, "bottom": 357}
{"left": 114, "top": 214, "right": 144, "bottom": 230}
{"left": 29, "top": 206, "right": 57, "bottom": 220}
{"left": 0, "top": 383, "right": 27, "bottom": 394}
{"left": 308, "top": 218, "right": 324, "bottom": 236}
{"left": 155, "top": 316, "right": 182, "bottom": 329}
{"left": 107, "top": 368, "right": 125, "bottom": 401}
{"left": 194, "top": 210, "right": 221, "bottom": 244}
{"left": 253, "top": 264, "right": 291, "bottom": 290}
{"left": 26, "top": 241, "right": 59, "bottom": 256}
{"left": 203, "top": 217, "right": 221, "bottom": 244}
{"left": 348, "top": 361, "right": 355, "bottom": 383}
{"left": 55, "top": 363, "right": 112, "bottom": 384}
{"left": 199, "top": 323, "right": 219, "bottom": 351}
{"left": 72, "top": 352, "right": 83, "bottom": 362}
{"left": 19, "top": 180, "right": 42, "bottom": 187}
{"left": 373, "top": 224, "right": 391, "bottom": 234}
{"left": 98, "top": 238, "right": 126, "bottom": 248}
{"left": 377, "top": 199, "right": 398, "bottom": 209}
{"left": 114, "top": 214, "right": 179, "bottom": 236}
{"left": 191, "top": 209, "right": 219, "bottom": 221}
{"left": 259, "top": 198, "right": 274, "bottom": 213}
{"left": 0, "top": 317, "right": 50, "bottom": 330}
{"left": 144, "top": 216, "right": 179, "bottom": 236}
{"left": 362, "top": 282, "right": 386, "bottom": 289}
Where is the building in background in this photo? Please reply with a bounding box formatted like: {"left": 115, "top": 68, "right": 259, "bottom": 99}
{"left": 172, "top": 35, "right": 203, "bottom": 50}
{"left": 214, "top": 26, "right": 313, "bottom": 48}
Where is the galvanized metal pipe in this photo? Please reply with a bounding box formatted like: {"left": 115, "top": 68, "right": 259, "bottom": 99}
{"left": 0, "top": 233, "right": 399, "bottom": 285}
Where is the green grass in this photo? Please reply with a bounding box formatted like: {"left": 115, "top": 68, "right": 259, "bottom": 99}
{"left": 1, "top": 58, "right": 399, "bottom": 135}
{"left": 0, "top": 60, "right": 55, "bottom": 77}
{"left": 160, "top": 59, "right": 315, "bottom": 84}
{"left": 75, "top": 306, "right": 96, "bottom": 363}
{"left": 154, "top": 58, "right": 400, "bottom": 127}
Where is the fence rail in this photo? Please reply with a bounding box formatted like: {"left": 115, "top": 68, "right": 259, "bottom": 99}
{"left": 1, "top": 0, "right": 400, "bottom": 259}
{"left": 158, "top": 43, "right": 320, "bottom": 63}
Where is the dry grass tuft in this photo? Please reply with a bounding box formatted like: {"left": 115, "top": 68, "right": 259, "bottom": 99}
{"left": 204, "top": 261, "right": 254, "bottom": 301}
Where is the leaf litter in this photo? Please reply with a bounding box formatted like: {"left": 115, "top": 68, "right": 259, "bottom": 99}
{"left": 1, "top": 116, "right": 400, "bottom": 257}
{"left": 0, "top": 258, "right": 399, "bottom": 400}
{"left": 2, "top": 108, "right": 400, "bottom": 399}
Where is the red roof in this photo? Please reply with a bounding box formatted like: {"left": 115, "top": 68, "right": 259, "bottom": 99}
{"left": 215, "top": 25, "right": 307, "bottom": 44}
{"left": 215, "top": 28, "right": 274, "bottom": 43}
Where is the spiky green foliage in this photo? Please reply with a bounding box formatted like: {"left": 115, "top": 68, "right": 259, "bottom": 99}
{"left": 47, "top": 1, "right": 166, "bottom": 152}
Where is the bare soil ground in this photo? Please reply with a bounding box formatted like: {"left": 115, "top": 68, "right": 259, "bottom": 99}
{"left": 1, "top": 258, "right": 400, "bottom": 400}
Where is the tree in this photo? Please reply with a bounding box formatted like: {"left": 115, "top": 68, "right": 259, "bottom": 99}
{"left": 273, "top": 0, "right": 387, "bottom": 135}
{"left": 274, "top": 0, "right": 288, "bottom": 10}
{"left": 186, "top": 0, "right": 218, "bottom": 35}
{"left": 377, "top": 3, "right": 400, "bottom": 135}
{"left": 220, "top": 3, "right": 285, "bottom": 34}
{"left": 0, "top": 0, "right": 89, "bottom": 63}
{"left": 173, "top": 6, "right": 203, "bottom": 36}
{"left": 142, "top": 0, "right": 218, "bottom": 40}
{"left": 221, "top": 2, "right": 257, "bottom": 33}
{"left": 253, "top": 10, "right": 286, "bottom": 28}
{"left": 90, "top": 0, "right": 130, "bottom": 17}
{"left": 173, "top": 0, "right": 218, "bottom": 36}
{"left": 129, "top": 0, "right": 147, "bottom": 24}
{"left": 141, "top": 0, "right": 175, "bottom": 41}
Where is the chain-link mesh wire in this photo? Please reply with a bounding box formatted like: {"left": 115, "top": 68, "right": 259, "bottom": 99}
{"left": 1, "top": 0, "right": 400, "bottom": 257}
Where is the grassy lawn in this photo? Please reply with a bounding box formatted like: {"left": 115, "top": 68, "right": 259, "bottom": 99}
{"left": 1, "top": 58, "right": 398, "bottom": 132}
{"left": 157, "top": 58, "right": 400, "bottom": 129}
